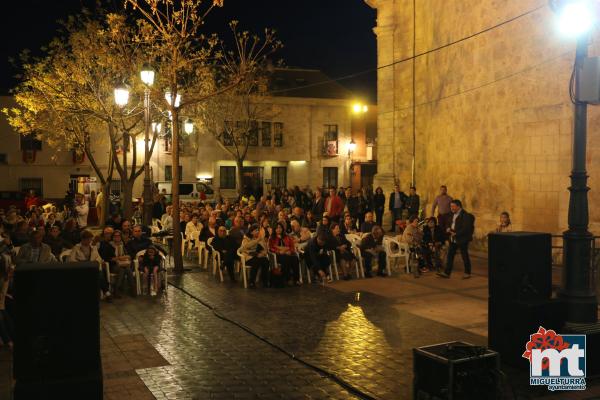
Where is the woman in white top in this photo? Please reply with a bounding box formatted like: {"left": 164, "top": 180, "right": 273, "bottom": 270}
{"left": 68, "top": 230, "right": 110, "bottom": 301}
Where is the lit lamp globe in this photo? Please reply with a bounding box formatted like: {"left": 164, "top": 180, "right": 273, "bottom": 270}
{"left": 348, "top": 139, "right": 357, "bottom": 154}
{"left": 140, "top": 65, "right": 155, "bottom": 86}
{"left": 114, "top": 85, "right": 130, "bottom": 107}
{"left": 552, "top": 0, "right": 594, "bottom": 37}
{"left": 152, "top": 122, "right": 162, "bottom": 135}
{"left": 184, "top": 118, "right": 194, "bottom": 135}
{"left": 165, "top": 91, "right": 181, "bottom": 107}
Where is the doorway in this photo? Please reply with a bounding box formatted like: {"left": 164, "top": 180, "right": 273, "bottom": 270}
{"left": 242, "top": 167, "right": 264, "bottom": 198}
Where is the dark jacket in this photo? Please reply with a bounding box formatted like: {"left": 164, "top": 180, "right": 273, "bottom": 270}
{"left": 451, "top": 210, "right": 475, "bottom": 245}
{"left": 312, "top": 197, "right": 325, "bottom": 219}
{"left": 405, "top": 194, "right": 420, "bottom": 217}
{"left": 388, "top": 191, "right": 408, "bottom": 211}
{"left": 374, "top": 193, "right": 385, "bottom": 210}
{"left": 126, "top": 236, "right": 152, "bottom": 258}
{"left": 211, "top": 235, "right": 237, "bottom": 259}
{"left": 360, "top": 221, "right": 376, "bottom": 234}
{"left": 98, "top": 240, "right": 116, "bottom": 263}
{"left": 43, "top": 234, "right": 72, "bottom": 258}
{"left": 359, "top": 233, "right": 383, "bottom": 252}
{"left": 346, "top": 196, "right": 359, "bottom": 217}
{"left": 423, "top": 224, "right": 445, "bottom": 245}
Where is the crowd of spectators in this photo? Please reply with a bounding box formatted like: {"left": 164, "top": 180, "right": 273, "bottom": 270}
{"left": 0, "top": 183, "right": 499, "bottom": 351}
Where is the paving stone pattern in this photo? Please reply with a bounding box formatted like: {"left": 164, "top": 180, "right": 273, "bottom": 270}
{"left": 162, "top": 271, "right": 487, "bottom": 400}
{"left": 101, "top": 285, "right": 358, "bottom": 399}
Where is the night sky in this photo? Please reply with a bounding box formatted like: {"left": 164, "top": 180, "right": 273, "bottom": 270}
{"left": 0, "top": 0, "right": 377, "bottom": 102}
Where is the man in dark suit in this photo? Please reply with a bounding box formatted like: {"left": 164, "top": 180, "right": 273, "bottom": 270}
{"left": 311, "top": 189, "right": 325, "bottom": 220}
{"left": 388, "top": 184, "right": 407, "bottom": 232}
{"left": 437, "top": 200, "right": 475, "bottom": 279}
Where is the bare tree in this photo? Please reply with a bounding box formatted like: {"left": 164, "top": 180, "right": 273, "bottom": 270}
{"left": 126, "top": 0, "right": 280, "bottom": 272}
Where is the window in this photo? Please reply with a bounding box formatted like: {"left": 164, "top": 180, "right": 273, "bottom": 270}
{"left": 323, "top": 167, "right": 338, "bottom": 189}
{"left": 274, "top": 122, "right": 283, "bottom": 147}
{"left": 0, "top": 154, "right": 7, "bottom": 164}
{"left": 271, "top": 167, "right": 287, "bottom": 189}
{"left": 20, "top": 133, "right": 42, "bottom": 151}
{"left": 164, "top": 135, "right": 183, "bottom": 153}
{"left": 221, "top": 121, "right": 235, "bottom": 146}
{"left": 261, "top": 122, "right": 272, "bottom": 146}
{"left": 248, "top": 121, "right": 259, "bottom": 146}
{"left": 220, "top": 166, "right": 236, "bottom": 189}
{"left": 19, "top": 178, "right": 43, "bottom": 196}
{"left": 324, "top": 124, "right": 338, "bottom": 142}
{"left": 110, "top": 179, "right": 122, "bottom": 196}
{"left": 165, "top": 165, "right": 183, "bottom": 181}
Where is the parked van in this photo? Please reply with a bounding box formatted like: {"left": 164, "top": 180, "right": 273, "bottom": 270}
{"left": 156, "top": 181, "right": 215, "bottom": 203}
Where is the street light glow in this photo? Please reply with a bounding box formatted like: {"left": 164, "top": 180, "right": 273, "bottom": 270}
{"left": 555, "top": 0, "right": 594, "bottom": 37}
{"left": 152, "top": 121, "right": 162, "bottom": 134}
{"left": 165, "top": 91, "right": 181, "bottom": 107}
{"left": 348, "top": 139, "right": 357, "bottom": 154}
{"left": 352, "top": 102, "right": 368, "bottom": 114}
{"left": 140, "top": 65, "right": 155, "bottom": 86}
{"left": 114, "top": 85, "right": 130, "bottom": 107}
{"left": 184, "top": 118, "right": 194, "bottom": 134}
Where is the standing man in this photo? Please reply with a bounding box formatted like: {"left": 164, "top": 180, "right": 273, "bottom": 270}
{"left": 312, "top": 188, "right": 325, "bottom": 220}
{"left": 437, "top": 200, "right": 475, "bottom": 279}
{"left": 405, "top": 186, "right": 420, "bottom": 218}
{"left": 74, "top": 193, "right": 89, "bottom": 229}
{"left": 324, "top": 187, "right": 343, "bottom": 223}
{"left": 388, "top": 184, "right": 407, "bottom": 233}
{"left": 431, "top": 185, "right": 453, "bottom": 236}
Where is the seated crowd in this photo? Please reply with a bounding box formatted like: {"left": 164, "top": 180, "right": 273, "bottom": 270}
{"left": 0, "top": 184, "right": 499, "bottom": 350}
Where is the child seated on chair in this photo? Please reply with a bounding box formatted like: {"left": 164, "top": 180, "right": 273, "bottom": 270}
{"left": 141, "top": 246, "right": 162, "bottom": 296}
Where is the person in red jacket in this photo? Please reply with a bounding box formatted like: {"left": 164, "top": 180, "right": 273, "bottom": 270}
{"left": 24, "top": 189, "right": 40, "bottom": 211}
{"left": 268, "top": 222, "right": 300, "bottom": 286}
{"left": 324, "top": 187, "right": 344, "bottom": 223}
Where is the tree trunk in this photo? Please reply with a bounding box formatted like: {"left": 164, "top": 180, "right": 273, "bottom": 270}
{"left": 236, "top": 158, "right": 244, "bottom": 196}
{"left": 100, "top": 181, "right": 111, "bottom": 227}
{"left": 172, "top": 110, "right": 183, "bottom": 274}
{"left": 121, "top": 180, "right": 133, "bottom": 220}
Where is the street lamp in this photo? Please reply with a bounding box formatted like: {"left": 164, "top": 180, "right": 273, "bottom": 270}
{"left": 152, "top": 121, "right": 162, "bottom": 136}
{"left": 114, "top": 85, "right": 130, "bottom": 107}
{"left": 347, "top": 139, "right": 356, "bottom": 157}
{"left": 140, "top": 65, "right": 155, "bottom": 225}
{"left": 184, "top": 118, "right": 194, "bottom": 135}
{"left": 352, "top": 102, "right": 368, "bottom": 114}
{"left": 165, "top": 91, "right": 181, "bottom": 108}
{"left": 551, "top": 0, "right": 597, "bottom": 323}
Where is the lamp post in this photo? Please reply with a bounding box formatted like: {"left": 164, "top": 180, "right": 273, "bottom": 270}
{"left": 140, "top": 65, "right": 155, "bottom": 226}
{"left": 552, "top": 0, "right": 597, "bottom": 323}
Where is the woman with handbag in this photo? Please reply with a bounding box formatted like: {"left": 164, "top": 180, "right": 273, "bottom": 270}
{"left": 268, "top": 222, "right": 300, "bottom": 286}
{"left": 240, "top": 224, "right": 270, "bottom": 288}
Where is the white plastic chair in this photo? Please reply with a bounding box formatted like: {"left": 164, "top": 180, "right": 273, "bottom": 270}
{"left": 383, "top": 237, "right": 411, "bottom": 275}
{"left": 206, "top": 237, "right": 224, "bottom": 282}
{"left": 236, "top": 248, "right": 253, "bottom": 289}
{"left": 133, "top": 249, "right": 168, "bottom": 295}
{"left": 327, "top": 250, "right": 340, "bottom": 281}
{"left": 295, "top": 244, "right": 311, "bottom": 284}
{"left": 345, "top": 234, "right": 365, "bottom": 278}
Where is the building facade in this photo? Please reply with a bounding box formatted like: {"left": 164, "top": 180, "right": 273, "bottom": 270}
{"left": 0, "top": 69, "right": 377, "bottom": 201}
{"left": 366, "top": 0, "right": 600, "bottom": 236}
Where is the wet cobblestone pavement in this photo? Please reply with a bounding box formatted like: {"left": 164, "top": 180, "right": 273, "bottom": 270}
{"left": 101, "top": 268, "right": 486, "bottom": 400}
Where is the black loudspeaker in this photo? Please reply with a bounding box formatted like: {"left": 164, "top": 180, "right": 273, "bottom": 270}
{"left": 413, "top": 341, "right": 500, "bottom": 400}
{"left": 14, "top": 262, "right": 102, "bottom": 399}
{"left": 488, "top": 297, "right": 565, "bottom": 368}
{"left": 488, "top": 232, "right": 552, "bottom": 301}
